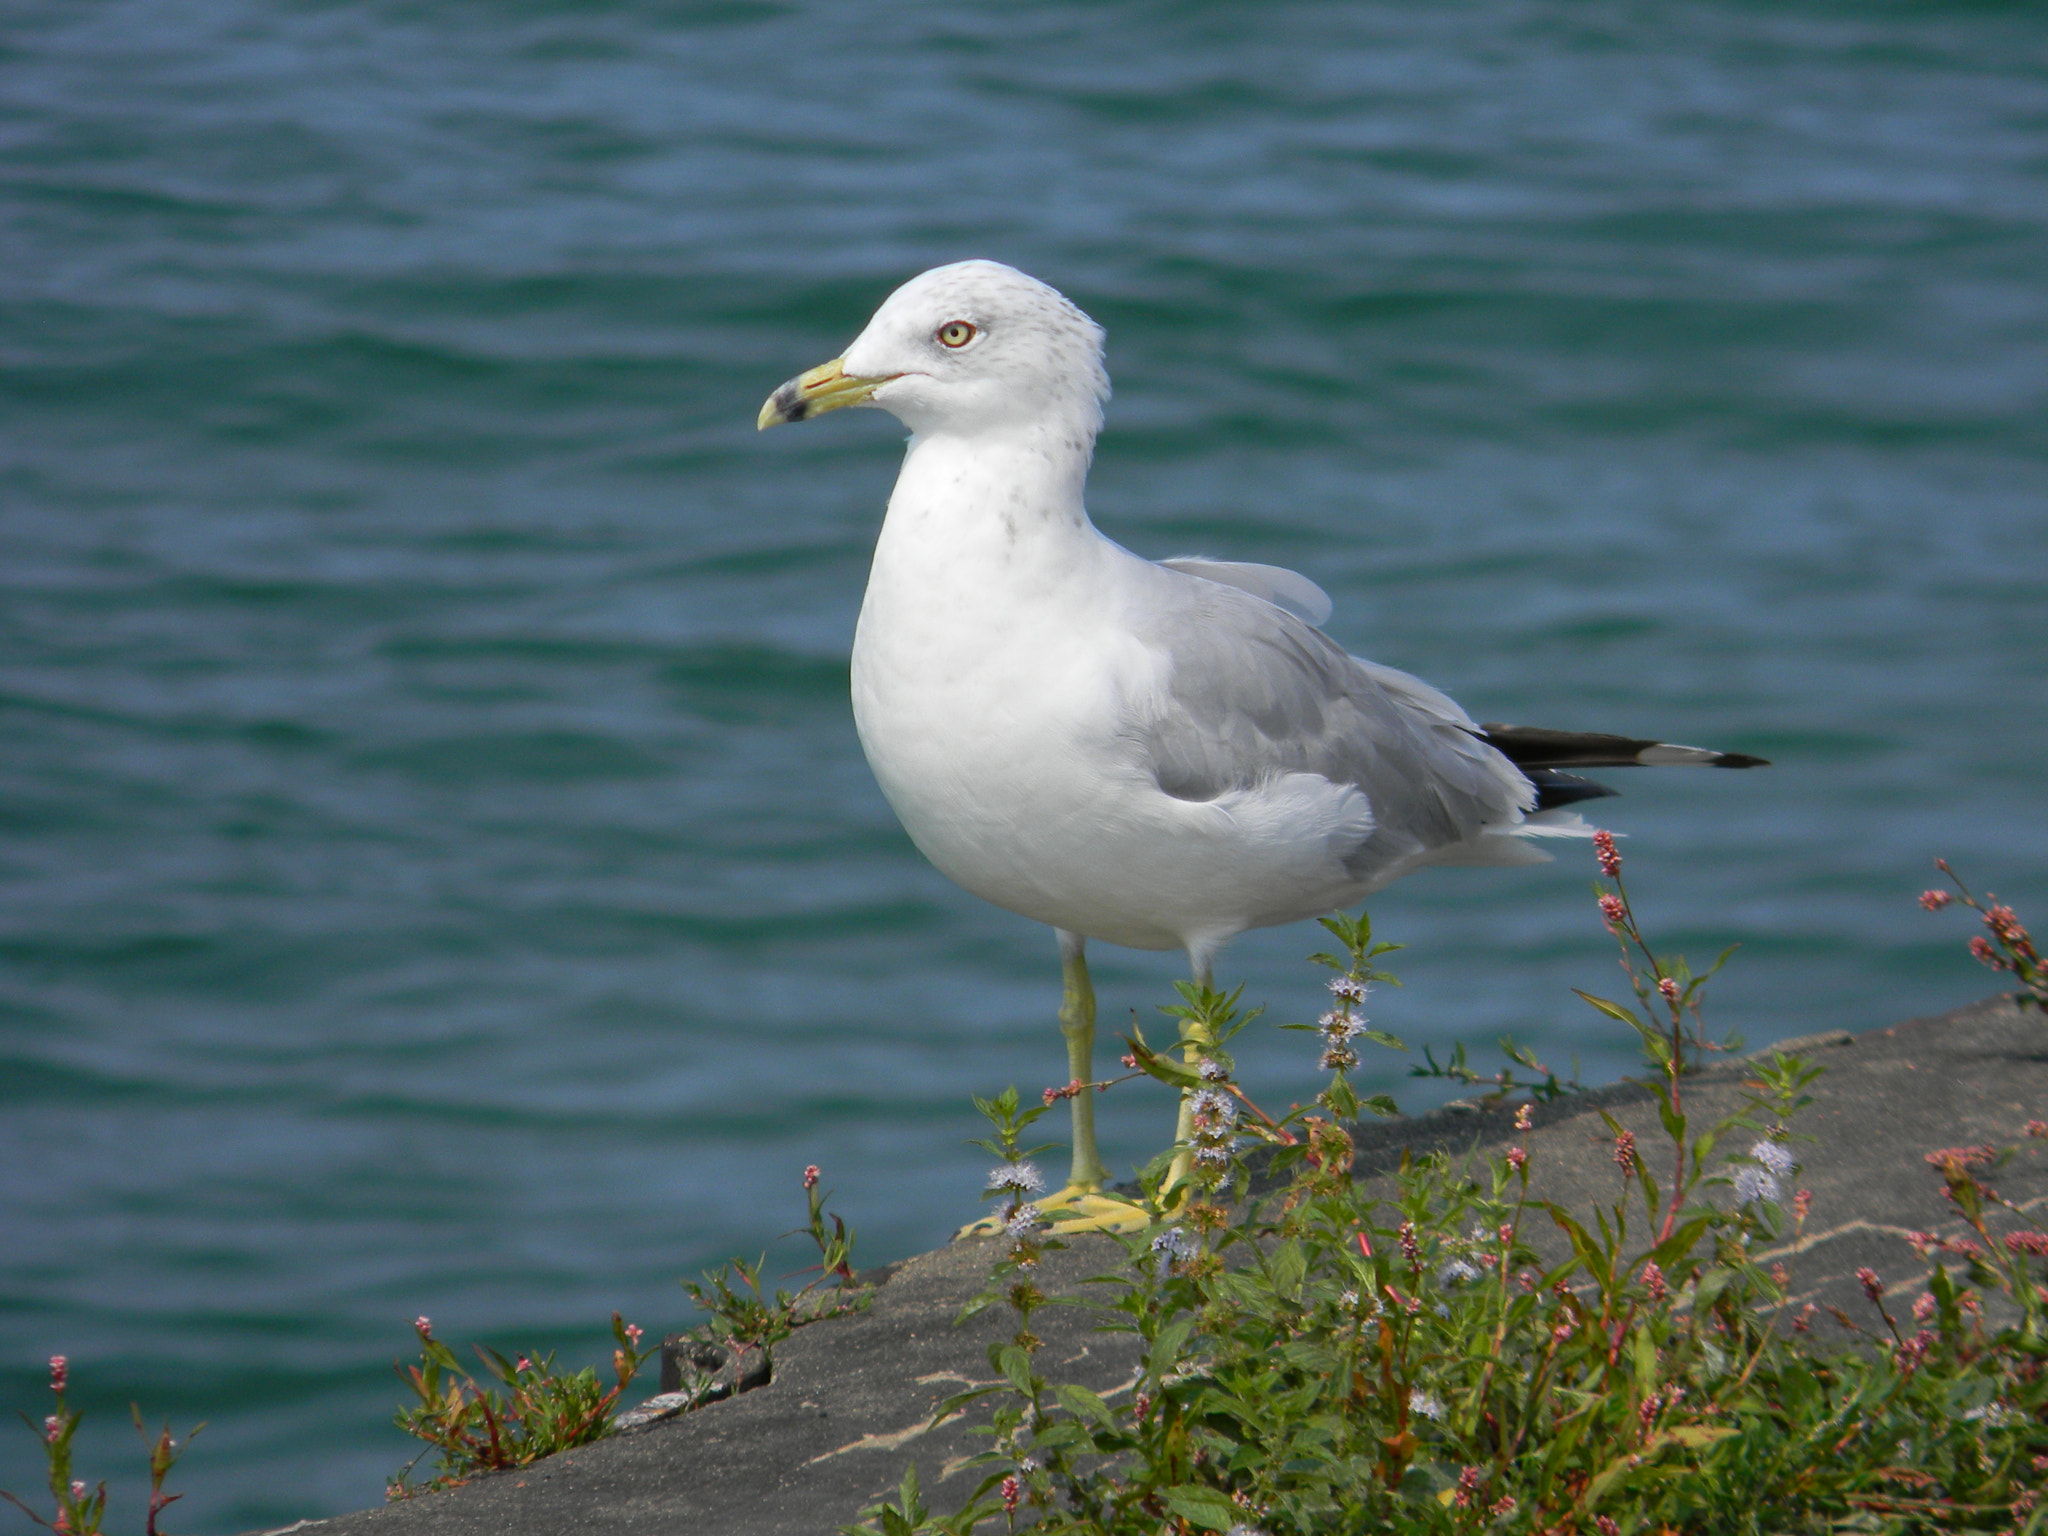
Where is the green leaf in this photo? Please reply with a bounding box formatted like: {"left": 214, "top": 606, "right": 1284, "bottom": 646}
{"left": 1148, "top": 1318, "right": 1191, "bottom": 1379}
{"left": 1269, "top": 1238, "right": 1307, "bottom": 1300}
{"left": 1573, "top": 989, "right": 1639, "bottom": 1027}
{"left": 1162, "top": 1485, "right": 1242, "bottom": 1532}
{"left": 1124, "top": 1032, "right": 1201, "bottom": 1090}
{"left": 1053, "top": 1383, "right": 1118, "bottom": 1431}
{"left": 1654, "top": 1424, "right": 1737, "bottom": 1451}
{"left": 1657, "top": 1094, "right": 1686, "bottom": 1146}
{"left": 996, "top": 1344, "right": 1036, "bottom": 1395}
{"left": 1362, "top": 1094, "right": 1401, "bottom": 1118}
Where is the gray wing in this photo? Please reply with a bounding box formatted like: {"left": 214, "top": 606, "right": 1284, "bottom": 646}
{"left": 1127, "top": 570, "right": 1533, "bottom": 874}
{"left": 1157, "top": 557, "right": 1334, "bottom": 626}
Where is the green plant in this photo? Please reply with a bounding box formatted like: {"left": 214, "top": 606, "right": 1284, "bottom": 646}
{"left": 852, "top": 840, "right": 2048, "bottom": 1535}
{"left": 1922, "top": 861, "right": 2047, "bottom": 1010}
{"left": 387, "top": 1312, "right": 655, "bottom": 1496}
{"left": 679, "top": 1163, "right": 872, "bottom": 1361}
{"left": 2, "top": 1356, "right": 198, "bottom": 1536}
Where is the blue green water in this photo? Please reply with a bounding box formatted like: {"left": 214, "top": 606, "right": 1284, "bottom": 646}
{"left": 3, "top": 2, "right": 2045, "bottom": 1528}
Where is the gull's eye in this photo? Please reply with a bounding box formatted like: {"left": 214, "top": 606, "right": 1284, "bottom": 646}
{"left": 936, "top": 320, "right": 977, "bottom": 349}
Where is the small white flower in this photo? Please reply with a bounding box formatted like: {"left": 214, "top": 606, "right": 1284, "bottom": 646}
{"left": 1151, "top": 1226, "right": 1197, "bottom": 1262}
{"left": 1732, "top": 1165, "right": 1781, "bottom": 1206}
{"left": 1189, "top": 1086, "right": 1237, "bottom": 1124}
{"left": 986, "top": 1162, "right": 1046, "bottom": 1195}
{"left": 1015, "top": 1455, "right": 1040, "bottom": 1474}
{"left": 1318, "top": 1010, "right": 1363, "bottom": 1042}
{"left": 1436, "top": 1259, "right": 1481, "bottom": 1288}
{"left": 1963, "top": 1402, "right": 2019, "bottom": 1427}
{"left": 1408, "top": 1387, "right": 1446, "bottom": 1421}
{"left": 1751, "top": 1138, "right": 1795, "bottom": 1178}
{"left": 1328, "top": 976, "right": 1367, "bottom": 1002}
{"left": 1227, "top": 1525, "right": 1270, "bottom": 1536}
{"left": 1196, "top": 1056, "right": 1230, "bottom": 1082}
{"left": 1338, "top": 1288, "right": 1360, "bottom": 1309}
{"left": 1005, "top": 1204, "right": 1041, "bottom": 1238}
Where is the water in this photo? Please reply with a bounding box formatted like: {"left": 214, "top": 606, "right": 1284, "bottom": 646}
{"left": 3, "top": 2, "right": 2044, "bottom": 1527}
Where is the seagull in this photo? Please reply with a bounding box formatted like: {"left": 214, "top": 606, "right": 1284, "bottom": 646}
{"left": 758, "top": 260, "right": 1764, "bottom": 1226}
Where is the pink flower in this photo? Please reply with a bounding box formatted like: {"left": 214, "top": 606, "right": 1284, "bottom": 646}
{"left": 1913, "top": 1292, "right": 1938, "bottom": 1324}
{"left": 2028, "top": 1120, "right": 2048, "bottom": 1139}
{"left": 1514, "top": 1103, "right": 1534, "bottom": 1132}
{"left": 68, "top": 1481, "right": 85, "bottom": 1500}
{"left": 1452, "top": 1466, "right": 1483, "bottom": 1508}
{"left": 1641, "top": 1260, "right": 1667, "bottom": 1302}
{"left": 2004, "top": 1231, "right": 2048, "bottom": 1257}
{"left": 1857, "top": 1268, "right": 1884, "bottom": 1304}
{"left": 1596, "top": 1518, "right": 1622, "bottom": 1536}
{"left": 1506, "top": 1144, "right": 1529, "bottom": 1172}
{"left": 1598, "top": 893, "right": 1626, "bottom": 927}
{"left": 1924, "top": 1144, "right": 1997, "bottom": 1171}
{"left": 1397, "top": 1222, "right": 1419, "bottom": 1267}
{"left": 1794, "top": 1189, "right": 1812, "bottom": 1221}
{"left": 414, "top": 1316, "right": 432, "bottom": 1336}
{"left": 1613, "top": 1129, "right": 1637, "bottom": 1171}
{"left": 44, "top": 1415, "right": 61, "bottom": 1443}
{"left": 1499, "top": 1223, "right": 1516, "bottom": 1246}
{"left": 1657, "top": 976, "right": 1680, "bottom": 1004}
{"left": 1593, "top": 829, "right": 1621, "bottom": 879}
{"left": 1918, "top": 889, "right": 1952, "bottom": 910}
{"left": 1897, "top": 1330, "right": 1934, "bottom": 1372}
{"left": 625, "top": 1323, "right": 644, "bottom": 1347}
{"left": 1001, "top": 1474, "right": 1021, "bottom": 1515}
{"left": 49, "top": 1355, "right": 67, "bottom": 1392}
{"left": 1969, "top": 935, "right": 2007, "bottom": 968}
{"left": 802, "top": 1165, "right": 820, "bottom": 1191}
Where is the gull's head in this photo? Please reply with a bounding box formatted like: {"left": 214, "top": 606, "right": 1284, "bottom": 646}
{"left": 758, "top": 260, "right": 1109, "bottom": 440}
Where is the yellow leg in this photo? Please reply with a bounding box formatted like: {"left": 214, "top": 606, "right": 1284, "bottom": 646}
{"left": 1161, "top": 951, "right": 1218, "bottom": 1203}
{"left": 1056, "top": 931, "right": 1108, "bottom": 1193}
{"left": 957, "top": 933, "right": 1148, "bottom": 1238}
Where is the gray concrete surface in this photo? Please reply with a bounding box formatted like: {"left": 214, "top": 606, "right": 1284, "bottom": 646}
{"left": 258, "top": 994, "right": 2044, "bottom": 1536}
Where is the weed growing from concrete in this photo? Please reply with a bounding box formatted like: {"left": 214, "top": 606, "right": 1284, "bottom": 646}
{"left": 852, "top": 849, "right": 2048, "bottom": 1535}
{"left": 385, "top": 1312, "right": 657, "bottom": 1496}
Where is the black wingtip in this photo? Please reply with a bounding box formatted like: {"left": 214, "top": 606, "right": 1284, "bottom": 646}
{"left": 1525, "top": 768, "right": 1619, "bottom": 811}
{"left": 1478, "top": 724, "right": 1771, "bottom": 771}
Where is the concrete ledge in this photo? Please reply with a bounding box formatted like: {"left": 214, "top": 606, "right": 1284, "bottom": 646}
{"left": 258, "top": 995, "right": 2043, "bottom": 1536}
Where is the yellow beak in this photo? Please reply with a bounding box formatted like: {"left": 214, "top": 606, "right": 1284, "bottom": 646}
{"left": 756, "top": 358, "right": 893, "bottom": 430}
